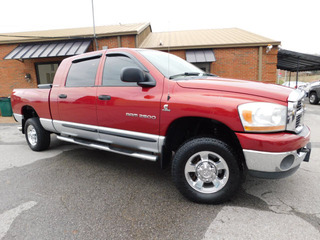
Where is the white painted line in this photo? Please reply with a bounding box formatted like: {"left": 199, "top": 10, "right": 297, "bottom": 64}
{"left": 0, "top": 201, "right": 37, "bottom": 239}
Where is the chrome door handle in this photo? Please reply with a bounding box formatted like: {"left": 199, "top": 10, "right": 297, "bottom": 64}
{"left": 98, "top": 95, "right": 111, "bottom": 100}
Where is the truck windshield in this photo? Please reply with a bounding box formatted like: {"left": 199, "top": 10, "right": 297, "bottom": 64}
{"left": 138, "top": 50, "right": 204, "bottom": 79}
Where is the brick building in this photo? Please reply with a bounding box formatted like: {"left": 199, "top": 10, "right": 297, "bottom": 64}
{"left": 0, "top": 23, "right": 280, "bottom": 100}
{"left": 140, "top": 28, "right": 280, "bottom": 83}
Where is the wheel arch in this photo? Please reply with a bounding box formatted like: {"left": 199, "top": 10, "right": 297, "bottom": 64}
{"left": 21, "top": 105, "right": 39, "bottom": 133}
{"left": 309, "top": 90, "right": 317, "bottom": 95}
{"left": 160, "top": 116, "right": 246, "bottom": 174}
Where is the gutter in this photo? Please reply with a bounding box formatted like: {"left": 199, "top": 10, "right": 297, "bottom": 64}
{"left": 140, "top": 42, "right": 281, "bottom": 51}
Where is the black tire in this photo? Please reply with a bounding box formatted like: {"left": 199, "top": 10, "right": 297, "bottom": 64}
{"left": 172, "top": 137, "right": 241, "bottom": 204}
{"left": 25, "top": 118, "right": 51, "bottom": 151}
{"left": 309, "top": 92, "right": 319, "bottom": 105}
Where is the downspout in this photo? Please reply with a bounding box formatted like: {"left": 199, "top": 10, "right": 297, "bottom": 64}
{"left": 296, "top": 57, "right": 300, "bottom": 88}
{"left": 258, "top": 46, "right": 263, "bottom": 81}
{"left": 135, "top": 35, "right": 138, "bottom": 48}
{"left": 118, "top": 36, "right": 122, "bottom": 48}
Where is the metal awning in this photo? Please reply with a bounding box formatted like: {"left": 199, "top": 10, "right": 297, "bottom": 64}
{"left": 186, "top": 49, "right": 216, "bottom": 63}
{"left": 277, "top": 49, "right": 320, "bottom": 72}
{"left": 4, "top": 40, "right": 91, "bottom": 60}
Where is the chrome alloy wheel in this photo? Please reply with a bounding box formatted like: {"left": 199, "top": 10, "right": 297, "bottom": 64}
{"left": 27, "top": 124, "right": 38, "bottom": 146}
{"left": 184, "top": 151, "right": 229, "bottom": 194}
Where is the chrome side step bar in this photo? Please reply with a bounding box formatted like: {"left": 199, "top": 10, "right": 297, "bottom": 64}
{"left": 57, "top": 135, "right": 158, "bottom": 162}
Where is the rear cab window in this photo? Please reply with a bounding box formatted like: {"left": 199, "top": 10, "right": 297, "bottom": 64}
{"left": 65, "top": 55, "right": 101, "bottom": 87}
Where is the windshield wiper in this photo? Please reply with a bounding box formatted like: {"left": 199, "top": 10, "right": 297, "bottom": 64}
{"left": 202, "top": 73, "right": 218, "bottom": 77}
{"left": 169, "top": 72, "right": 201, "bottom": 79}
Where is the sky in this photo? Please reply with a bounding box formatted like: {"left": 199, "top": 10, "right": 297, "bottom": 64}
{"left": 0, "top": 0, "right": 318, "bottom": 55}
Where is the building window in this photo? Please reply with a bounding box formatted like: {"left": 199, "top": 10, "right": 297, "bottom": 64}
{"left": 192, "top": 62, "right": 211, "bottom": 73}
{"left": 185, "top": 49, "right": 215, "bottom": 73}
{"left": 35, "top": 63, "right": 59, "bottom": 84}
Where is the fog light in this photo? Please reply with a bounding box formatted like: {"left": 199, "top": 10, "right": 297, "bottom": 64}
{"left": 280, "top": 155, "right": 295, "bottom": 170}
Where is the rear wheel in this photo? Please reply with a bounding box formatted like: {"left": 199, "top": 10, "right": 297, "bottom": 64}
{"left": 309, "top": 92, "right": 319, "bottom": 104}
{"left": 25, "top": 118, "right": 51, "bottom": 151}
{"left": 172, "top": 137, "right": 241, "bottom": 204}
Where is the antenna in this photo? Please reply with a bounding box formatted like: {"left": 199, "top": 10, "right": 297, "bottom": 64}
{"left": 91, "top": 0, "right": 99, "bottom": 51}
{"left": 167, "top": 21, "right": 171, "bottom": 101}
{"left": 167, "top": 31, "right": 170, "bottom": 77}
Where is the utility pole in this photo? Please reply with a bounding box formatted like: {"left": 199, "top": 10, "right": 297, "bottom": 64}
{"left": 91, "top": 0, "right": 99, "bottom": 50}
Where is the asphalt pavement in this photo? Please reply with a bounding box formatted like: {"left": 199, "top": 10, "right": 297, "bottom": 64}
{"left": 0, "top": 101, "right": 319, "bottom": 240}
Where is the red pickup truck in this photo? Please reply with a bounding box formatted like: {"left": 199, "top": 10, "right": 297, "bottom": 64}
{"left": 11, "top": 48, "right": 311, "bottom": 204}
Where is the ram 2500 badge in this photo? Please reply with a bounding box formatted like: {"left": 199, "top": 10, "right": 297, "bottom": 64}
{"left": 11, "top": 48, "right": 311, "bottom": 204}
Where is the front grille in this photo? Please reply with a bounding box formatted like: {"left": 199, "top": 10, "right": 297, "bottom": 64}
{"left": 295, "top": 100, "right": 303, "bottom": 129}
{"left": 296, "top": 114, "right": 301, "bottom": 128}
{"left": 287, "top": 90, "right": 305, "bottom": 133}
{"left": 296, "top": 100, "right": 302, "bottom": 112}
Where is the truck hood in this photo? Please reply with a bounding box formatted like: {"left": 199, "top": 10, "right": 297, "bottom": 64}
{"left": 176, "top": 77, "right": 292, "bottom": 102}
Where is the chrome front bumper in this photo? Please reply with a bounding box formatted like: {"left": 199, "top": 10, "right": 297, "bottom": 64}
{"left": 13, "top": 113, "right": 23, "bottom": 123}
{"left": 243, "top": 143, "right": 311, "bottom": 179}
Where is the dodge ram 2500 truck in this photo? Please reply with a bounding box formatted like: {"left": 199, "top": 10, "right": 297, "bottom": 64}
{"left": 11, "top": 48, "right": 311, "bottom": 204}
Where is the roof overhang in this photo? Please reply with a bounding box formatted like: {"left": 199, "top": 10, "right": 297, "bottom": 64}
{"left": 4, "top": 40, "right": 91, "bottom": 60}
{"left": 277, "top": 49, "right": 320, "bottom": 72}
{"left": 139, "top": 28, "right": 281, "bottom": 50}
{"left": 147, "top": 42, "right": 280, "bottom": 51}
{"left": 0, "top": 23, "right": 150, "bottom": 45}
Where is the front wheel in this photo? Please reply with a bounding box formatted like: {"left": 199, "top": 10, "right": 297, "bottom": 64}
{"left": 25, "top": 118, "right": 51, "bottom": 151}
{"left": 172, "top": 137, "right": 241, "bottom": 204}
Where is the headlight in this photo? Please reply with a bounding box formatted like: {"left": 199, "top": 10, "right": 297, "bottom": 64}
{"left": 238, "top": 102, "right": 287, "bottom": 132}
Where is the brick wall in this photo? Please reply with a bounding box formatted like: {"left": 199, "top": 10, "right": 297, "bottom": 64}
{"left": 98, "top": 36, "right": 119, "bottom": 49}
{"left": 120, "top": 35, "right": 136, "bottom": 48}
{"left": 261, "top": 47, "right": 278, "bottom": 83}
{"left": 213, "top": 48, "right": 259, "bottom": 80}
{"left": 0, "top": 44, "right": 66, "bottom": 98}
{"left": 97, "top": 35, "right": 136, "bottom": 49}
{"left": 0, "top": 35, "right": 138, "bottom": 99}
{"left": 0, "top": 38, "right": 278, "bottom": 104}
{"left": 212, "top": 47, "right": 278, "bottom": 83}
{"left": 168, "top": 50, "right": 186, "bottom": 60}
{"left": 163, "top": 47, "right": 278, "bottom": 83}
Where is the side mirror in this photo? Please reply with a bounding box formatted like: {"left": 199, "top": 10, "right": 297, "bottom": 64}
{"left": 121, "top": 67, "right": 156, "bottom": 87}
{"left": 121, "top": 67, "right": 145, "bottom": 83}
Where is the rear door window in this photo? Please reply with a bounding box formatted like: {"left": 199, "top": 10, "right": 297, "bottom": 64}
{"left": 66, "top": 57, "right": 100, "bottom": 87}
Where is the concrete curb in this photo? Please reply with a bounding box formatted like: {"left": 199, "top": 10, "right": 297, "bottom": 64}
{"left": 0, "top": 117, "right": 16, "bottom": 124}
